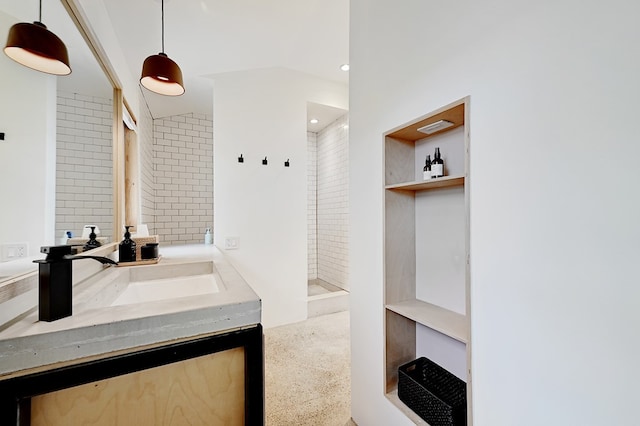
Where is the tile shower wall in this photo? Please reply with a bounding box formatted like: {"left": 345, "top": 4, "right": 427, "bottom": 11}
{"left": 307, "top": 131, "right": 318, "bottom": 279}
{"left": 153, "top": 113, "right": 213, "bottom": 244}
{"left": 56, "top": 91, "right": 113, "bottom": 242}
{"left": 309, "top": 114, "right": 349, "bottom": 290}
{"left": 138, "top": 97, "right": 156, "bottom": 234}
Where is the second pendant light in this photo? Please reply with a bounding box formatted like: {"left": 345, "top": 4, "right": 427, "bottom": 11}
{"left": 140, "top": 0, "right": 184, "bottom": 96}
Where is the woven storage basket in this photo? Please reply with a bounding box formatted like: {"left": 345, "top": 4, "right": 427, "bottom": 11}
{"left": 398, "top": 357, "right": 467, "bottom": 426}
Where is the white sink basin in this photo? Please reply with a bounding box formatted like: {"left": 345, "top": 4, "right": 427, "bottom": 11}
{"left": 0, "top": 245, "right": 261, "bottom": 377}
{"left": 111, "top": 273, "right": 220, "bottom": 306}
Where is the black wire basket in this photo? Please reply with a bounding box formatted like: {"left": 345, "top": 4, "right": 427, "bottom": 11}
{"left": 398, "top": 357, "right": 467, "bottom": 426}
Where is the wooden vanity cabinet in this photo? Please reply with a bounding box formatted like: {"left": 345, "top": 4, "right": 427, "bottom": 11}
{"left": 0, "top": 325, "right": 264, "bottom": 426}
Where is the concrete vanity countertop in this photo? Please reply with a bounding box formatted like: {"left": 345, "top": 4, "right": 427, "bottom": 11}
{"left": 0, "top": 244, "right": 261, "bottom": 379}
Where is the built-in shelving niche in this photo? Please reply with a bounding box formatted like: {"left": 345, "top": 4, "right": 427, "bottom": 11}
{"left": 383, "top": 97, "right": 471, "bottom": 425}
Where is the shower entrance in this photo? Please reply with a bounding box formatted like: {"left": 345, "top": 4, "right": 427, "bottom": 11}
{"left": 306, "top": 102, "right": 350, "bottom": 317}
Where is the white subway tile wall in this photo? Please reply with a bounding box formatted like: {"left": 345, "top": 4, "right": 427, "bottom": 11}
{"left": 152, "top": 113, "right": 213, "bottom": 244}
{"left": 56, "top": 92, "right": 113, "bottom": 242}
{"left": 138, "top": 97, "right": 156, "bottom": 235}
{"left": 307, "top": 131, "right": 318, "bottom": 279}
{"left": 312, "top": 114, "right": 349, "bottom": 290}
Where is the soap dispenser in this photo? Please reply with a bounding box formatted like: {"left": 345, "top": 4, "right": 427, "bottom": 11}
{"left": 204, "top": 228, "right": 213, "bottom": 244}
{"left": 119, "top": 226, "right": 137, "bottom": 262}
{"left": 83, "top": 226, "right": 101, "bottom": 251}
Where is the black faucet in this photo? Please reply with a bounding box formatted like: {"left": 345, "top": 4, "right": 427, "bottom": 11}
{"left": 34, "top": 245, "right": 117, "bottom": 322}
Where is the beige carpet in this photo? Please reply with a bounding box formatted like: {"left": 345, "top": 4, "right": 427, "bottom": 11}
{"left": 265, "top": 311, "right": 352, "bottom": 425}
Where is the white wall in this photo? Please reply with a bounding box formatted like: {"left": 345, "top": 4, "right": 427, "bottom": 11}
{"left": 307, "top": 131, "right": 318, "bottom": 279}
{"left": 56, "top": 91, "right": 113, "bottom": 241}
{"left": 77, "top": 0, "right": 139, "bottom": 117}
{"left": 308, "top": 115, "right": 350, "bottom": 287}
{"left": 350, "top": 1, "right": 640, "bottom": 425}
{"left": 0, "top": 11, "right": 56, "bottom": 257}
{"left": 139, "top": 90, "right": 156, "bottom": 234}
{"left": 213, "top": 67, "right": 347, "bottom": 328}
{"left": 316, "top": 115, "right": 349, "bottom": 290}
{"left": 153, "top": 113, "right": 213, "bottom": 244}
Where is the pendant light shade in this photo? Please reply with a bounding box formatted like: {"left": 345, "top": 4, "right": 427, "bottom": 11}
{"left": 141, "top": 52, "right": 184, "bottom": 96}
{"left": 4, "top": 18, "right": 71, "bottom": 76}
{"left": 140, "top": 0, "right": 184, "bottom": 96}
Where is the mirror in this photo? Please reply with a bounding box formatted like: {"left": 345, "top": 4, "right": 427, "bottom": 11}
{"left": 0, "top": 0, "right": 113, "bottom": 281}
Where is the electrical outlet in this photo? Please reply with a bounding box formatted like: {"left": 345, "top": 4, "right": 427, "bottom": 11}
{"left": 224, "top": 237, "right": 239, "bottom": 250}
{"left": 0, "top": 243, "right": 28, "bottom": 262}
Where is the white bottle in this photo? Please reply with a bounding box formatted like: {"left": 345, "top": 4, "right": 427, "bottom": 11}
{"left": 59, "top": 230, "right": 72, "bottom": 245}
{"left": 204, "top": 228, "right": 213, "bottom": 244}
{"left": 431, "top": 147, "right": 444, "bottom": 178}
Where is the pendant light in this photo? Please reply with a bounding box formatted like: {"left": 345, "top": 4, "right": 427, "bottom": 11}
{"left": 140, "top": 0, "right": 184, "bottom": 96}
{"left": 3, "top": 0, "right": 71, "bottom": 75}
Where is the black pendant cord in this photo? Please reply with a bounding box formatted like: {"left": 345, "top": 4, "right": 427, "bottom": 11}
{"left": 161, "top": 0, "right": 165, "bottom": 54}
{"left": 38, "top": 0, "right": 42, "bottom": 22}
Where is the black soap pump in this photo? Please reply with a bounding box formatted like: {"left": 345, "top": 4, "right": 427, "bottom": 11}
{"left": 83, "top": 226, "right": 101, "bottom": 251}
{"left": 119, "top": 226, "right": 136, "bottom": 262}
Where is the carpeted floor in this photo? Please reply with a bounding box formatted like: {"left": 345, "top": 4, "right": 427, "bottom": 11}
{"left": 264, "top": 311, "right": 352, "bottom": 425}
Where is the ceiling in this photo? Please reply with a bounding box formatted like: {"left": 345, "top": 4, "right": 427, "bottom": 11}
{"left": 1, "top": 0, "right": 349, "bottom": 126}
{"left": 96, "top": 0, "right": 350, "bottom": 121}
{"left": 307, "top": 102, "right": 347, "bottom": 133}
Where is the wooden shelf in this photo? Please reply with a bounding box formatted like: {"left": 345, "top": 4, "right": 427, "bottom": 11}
{"left": 115, "top": 256, "right": 161, "bottom": 267}
{"left": 385, "top": 175, "right": 464, "bottom": 192}
{"left": 386, "top": 102, "right": 464, "bottom": 142}
{"left": 385, "top": 389, "right": 431, "bottom": 425}
{"left": 386, "top": 299, "right": 467, "bottom": 344}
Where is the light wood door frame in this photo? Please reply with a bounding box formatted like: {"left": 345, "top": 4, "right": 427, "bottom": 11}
{"left": 113, "top": 91, "right": 125, "bottom": 239}
{"left": 124, "top": 126, "right": 140, "bottom": 228}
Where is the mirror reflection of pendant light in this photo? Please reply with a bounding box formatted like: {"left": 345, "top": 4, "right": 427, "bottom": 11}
{"left": 3, "top": 0, "right": 71, "bottom": 75}
{"left": 140, "top": 0, "right": 184, "bottom": 96}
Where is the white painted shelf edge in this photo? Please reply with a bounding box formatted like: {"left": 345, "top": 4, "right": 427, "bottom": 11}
{"left": 385, "top": 175, "right": 464, "bottom": 191}
{"left": 386, "top": 389, "right": 431, "bottom": 425}
{"left": 385, "top": 299, "right": 467, "bottom": 344}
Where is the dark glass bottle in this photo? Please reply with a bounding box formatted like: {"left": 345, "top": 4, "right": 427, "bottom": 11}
{"left": 83, "top": 226, "right": 101, "bottom": 251}
{"left": 432, "top": 147, "right": 444, "bottom": 178}
{"left": 423, "top": 155, "right": 432, "bottom": 180}
{"left": 119, "top": 226, "right": 137, "bottom": 262}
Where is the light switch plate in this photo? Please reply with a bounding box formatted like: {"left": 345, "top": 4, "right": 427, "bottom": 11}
{"left": 224, "top": 237, "right": 239, "bottom": 250}
{"left": 0, "top": 243, "right": 28, "bottom": 262}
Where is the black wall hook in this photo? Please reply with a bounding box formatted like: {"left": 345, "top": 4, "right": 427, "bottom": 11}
{"left": 262, "top": 157, "right": 268, "bottom": 165}
{"left": 284, "top": 159, "right": 290, "bottom": 167}
{"left": 238, "top": 154, "right": 244, "bottom": 163}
